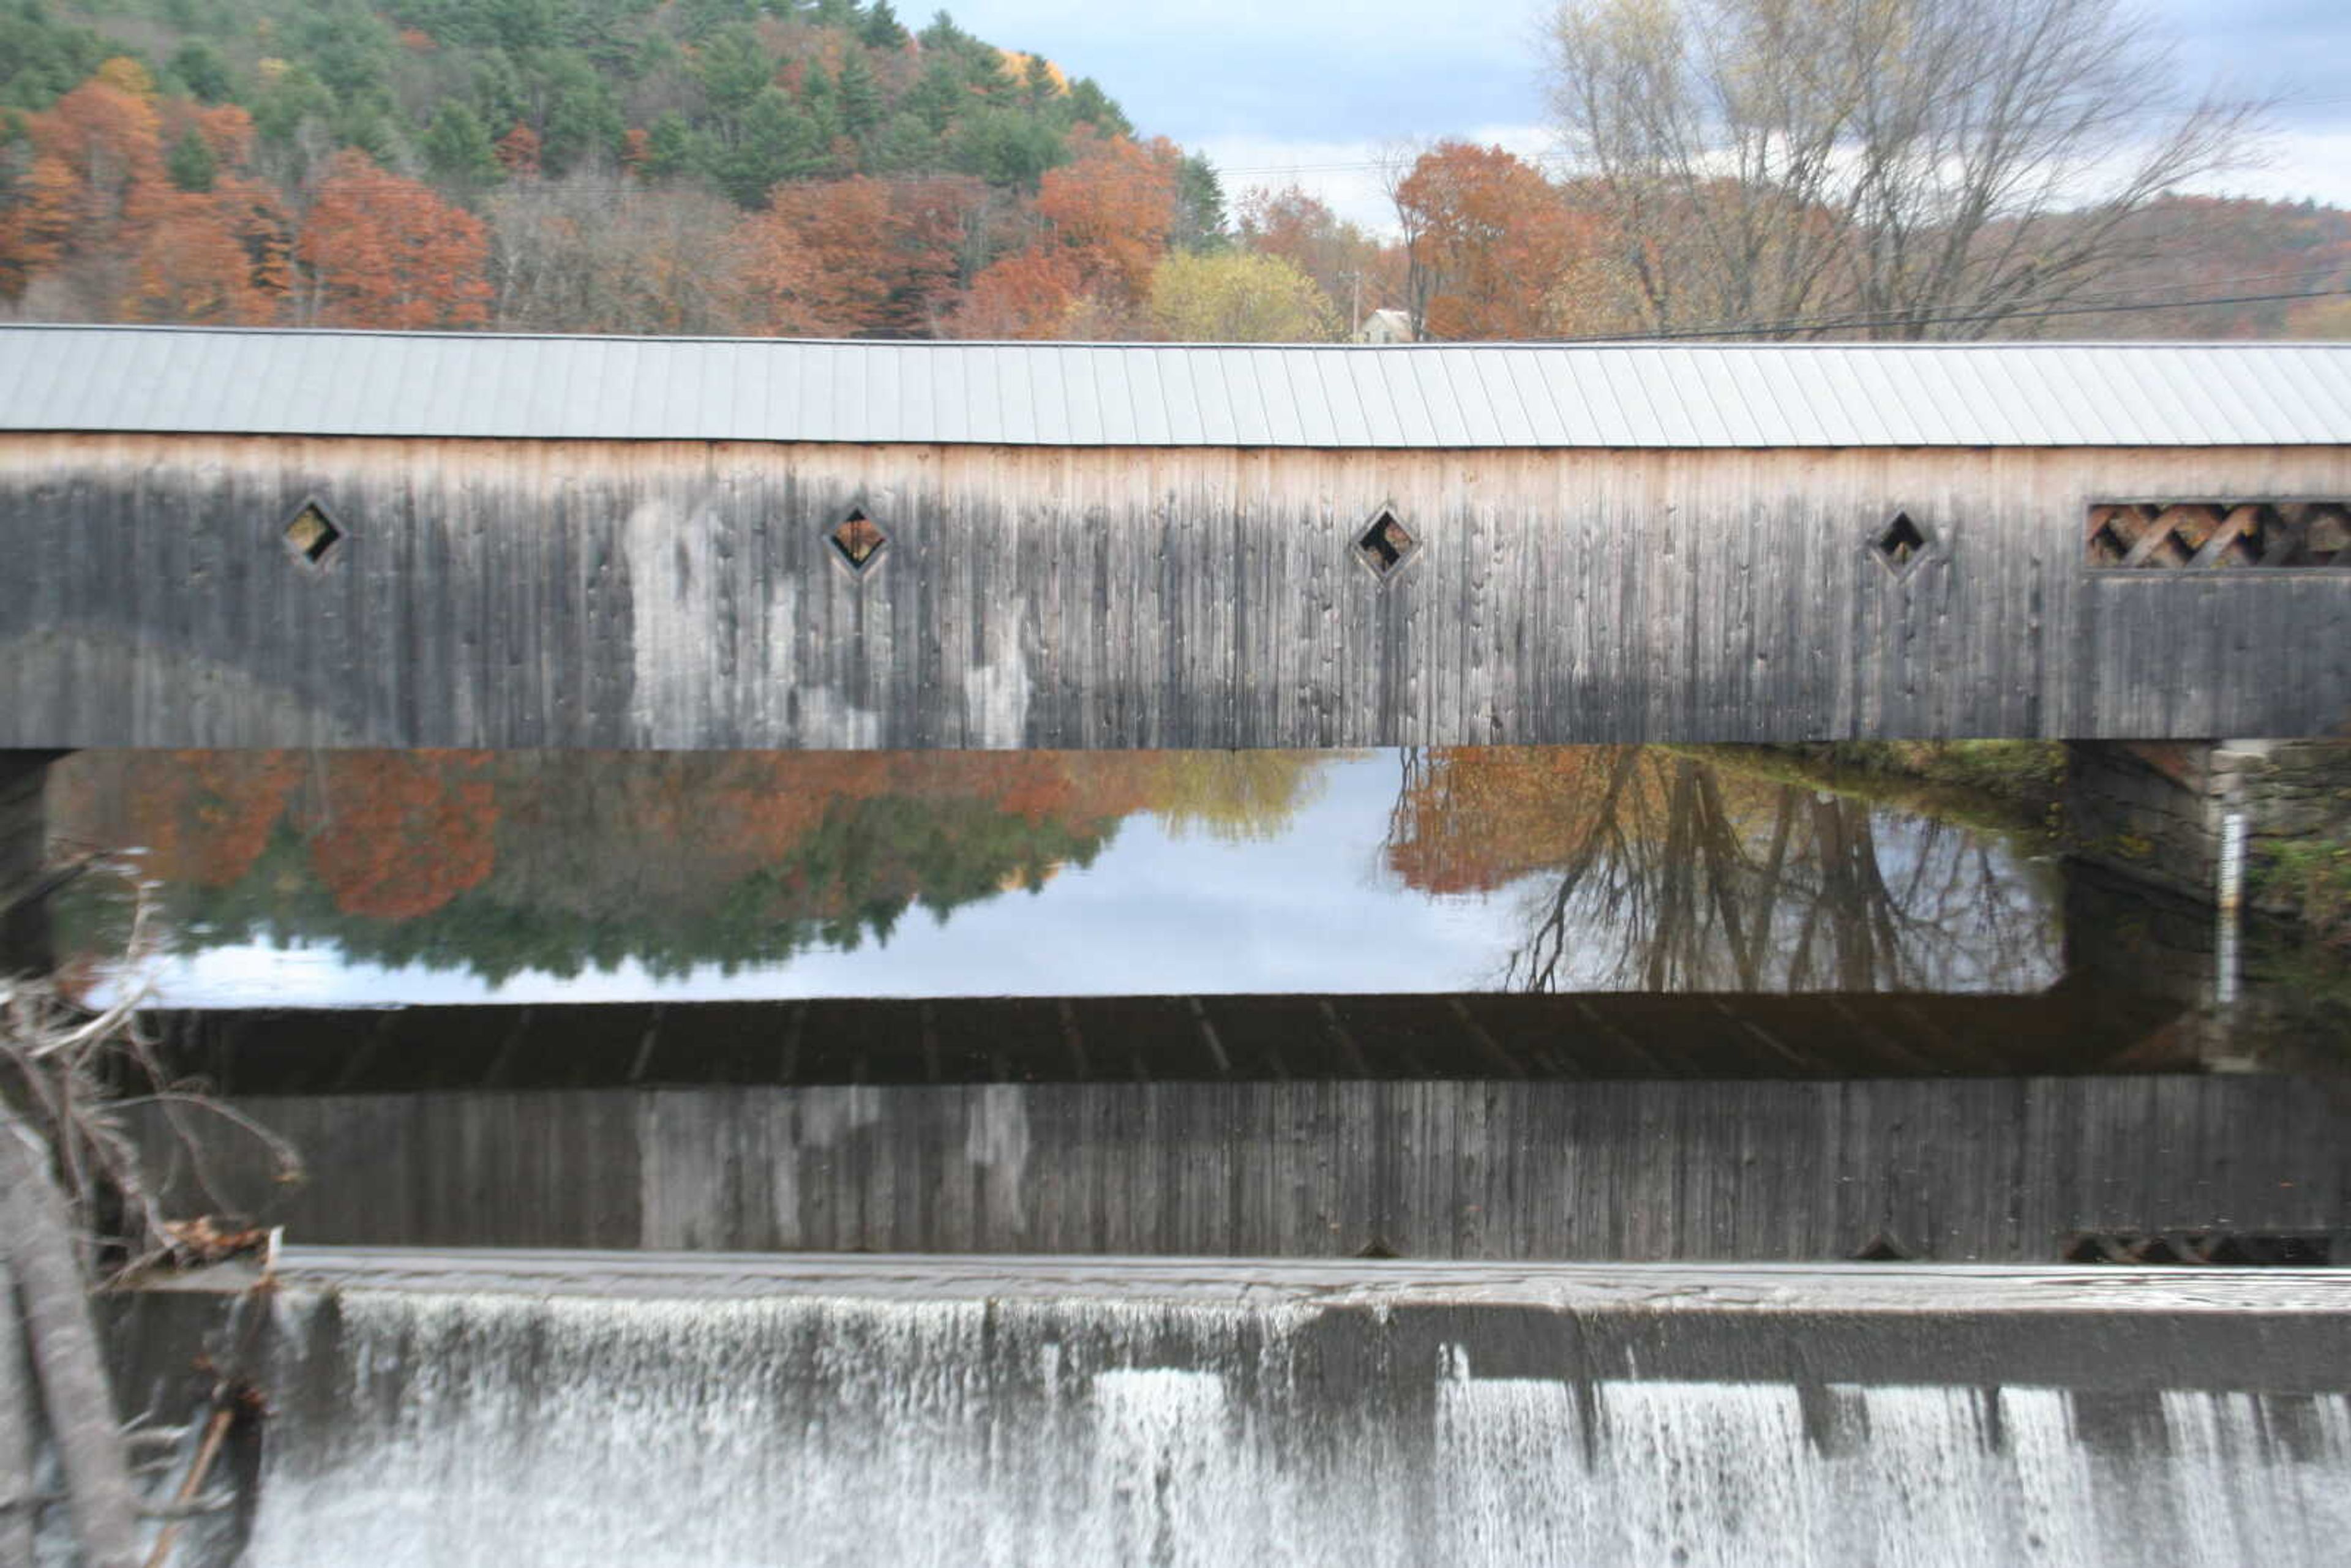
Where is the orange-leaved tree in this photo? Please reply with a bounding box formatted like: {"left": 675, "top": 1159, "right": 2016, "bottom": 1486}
{"left": 732, "top": 174, "right": 969, "bottom": 337}
{"left": 309, "top": 752, "right": 499, "bottom": 921}
{"left": 160, "top": 100, "right": 257, "bottom": 173}
{"left": 950, "top": 129, "right": 1178, "bottom": 339}
{"left": 126, "top": 177, "right": 291, "bottom": 324}
{"left": 1035, "top": 129, "right": 1179, "bottom": 304}
{"left": 297, "top": 149, "right": 492, "bottom": 329}
{"left": 0, "top": 150, "right": 79, "bottom": 301}
{"left": 1392, "top": 141, "right": 1602, "bottom": 340}
{"left": 945, "top": 245, "right": 1086, "bottom": 339}
{"left": 1237, "top": 184, "right": 1404, "bottom": 328}
{"left": 495, "top": 123, "right": 542, "bottom": 179}
{"left": 24, "top": 69, "right": 168, "bottom": 260}
{"left": 122, "top": 102, "right": 286, "bottom": 324}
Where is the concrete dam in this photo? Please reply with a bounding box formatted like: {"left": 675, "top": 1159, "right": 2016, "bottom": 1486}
{"left": 121, "top": 1255, "right": 2351, "bottom": 1568}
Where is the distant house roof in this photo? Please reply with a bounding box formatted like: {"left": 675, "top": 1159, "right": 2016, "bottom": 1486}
{"left": 3, "top": 324, "right": 2349, "bottom": 449}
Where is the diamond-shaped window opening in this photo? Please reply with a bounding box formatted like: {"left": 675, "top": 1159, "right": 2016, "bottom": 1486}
{"left": 1869, "top": 511, "right": 1933, "bottom": 579}
{"left": 828, "top": 508, "right": 888, "bottom": 573}
{"left": 282, "top": 500, "right": 344, "bottom": 566}
{"left": 1355, "top": 509, "right": 1420, "bottom": 579}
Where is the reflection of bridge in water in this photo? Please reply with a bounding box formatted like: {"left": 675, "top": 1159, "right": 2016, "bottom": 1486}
{"left": 149, "top": 986, "right": 2344, "bottom": 1266}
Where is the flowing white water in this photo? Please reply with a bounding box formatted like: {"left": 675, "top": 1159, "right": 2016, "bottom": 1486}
{"left": 242, "top": 1289, "right": 2351, "bottom": 1567}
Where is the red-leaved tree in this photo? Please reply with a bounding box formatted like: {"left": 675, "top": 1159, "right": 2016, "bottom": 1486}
{"left": 298, "top": 149, "right": 492, "bottom": 328}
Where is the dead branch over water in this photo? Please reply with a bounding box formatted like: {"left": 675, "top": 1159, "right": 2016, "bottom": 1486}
{"left": 2, "top": 879, "right": 297, "bottom": 1566}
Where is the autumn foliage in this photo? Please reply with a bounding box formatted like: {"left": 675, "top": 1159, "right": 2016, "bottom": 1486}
{"left": 0, "top": 45, "right": 1618, "bottom": 345}
{"left": 951, "top": 129, "right": 1180, "bottom": 338}
{"left": 28, "top": 75, "right": 167, "bottom": 248}
{"left": 46, "top": 749, "right": 1329, "bottom": 942}
{"left": 306, "top": 752, "right": 500, "bottom": 919}
{"left": 2, "top": 8, "right": 2334, "bottom": 349}
{"left": 0, "top": 153, "right": 77, "bottom": 300}
{"left": 1394, "top": 142, "right": 1610, "bottom": 340}
{"left": 1382, "top": 748, "right": 1780, "bottom": 894}
{"left": 298, "top": 151, "right": 492, "bottom": 329}
{"left": 733, "top": 174, "right": 970, "bottom": 337}
{"left": 127, "top": 178, "right": 290, "bottom": 324}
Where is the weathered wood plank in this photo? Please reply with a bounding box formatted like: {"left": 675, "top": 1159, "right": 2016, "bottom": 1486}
{"left": 4, "top": 435, "right": 2351, "bottom": 749}
{"left": 127, "top": 1069, "right": 2348, "bottom": 1265}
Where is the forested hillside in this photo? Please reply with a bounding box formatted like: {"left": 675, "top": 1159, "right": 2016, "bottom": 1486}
{"left": 0, "top": 0, "right": 1310, "bottom": 337}
{"left": 2, "top": 0, "right": 2349, "bottom": 342}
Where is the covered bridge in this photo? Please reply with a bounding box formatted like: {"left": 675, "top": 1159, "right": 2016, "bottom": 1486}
{"left": 1, "top": 324, "right": 2347, "bottom": 752}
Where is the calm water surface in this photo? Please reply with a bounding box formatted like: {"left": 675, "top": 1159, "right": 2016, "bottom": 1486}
{"left": 44, "top": 746, "right": 2351, "bottom": 1568}
{"left": 51, "top": 745, "right": 2065, "bottom": 1005}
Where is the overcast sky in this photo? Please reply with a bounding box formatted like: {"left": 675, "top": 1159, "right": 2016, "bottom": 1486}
{"left": 943, "top": 0, "right": 2351, "bottom": 230}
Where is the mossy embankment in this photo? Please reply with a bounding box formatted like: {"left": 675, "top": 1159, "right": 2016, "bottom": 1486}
{"left": 1685, "top": 741, "right": 2066, "bottom": 840}
{"left": 2251, "top": 836, "right": 2351, "bottom": 951}
{"left": 1735, "top": 739, "right": 2351, "bottom": 951}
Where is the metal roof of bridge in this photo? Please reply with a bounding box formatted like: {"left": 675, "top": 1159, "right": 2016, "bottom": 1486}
{"left": 4, "top": 324, "right": 2350, "bottom": 449}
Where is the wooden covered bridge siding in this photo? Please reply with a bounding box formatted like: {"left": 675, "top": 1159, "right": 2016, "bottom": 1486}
{"left": 6, "top": 329, "right": 2351, "bottom": 752}
{"left": 130, "top": 1071, "right": 2348, "bottom": 1262}
{"left": 7, "top": 433, "right": 2350, "bottom": 751}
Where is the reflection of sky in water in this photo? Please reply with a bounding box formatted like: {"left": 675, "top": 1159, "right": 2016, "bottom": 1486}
{"left": 98, "top": 753, "right": 2063, "bottom": 1008}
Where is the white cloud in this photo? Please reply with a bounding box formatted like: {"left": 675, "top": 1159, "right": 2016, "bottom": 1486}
{"left": 1196, "top": 118, "right": 2351, "bottom": 246}
{"left": 1196, "top": 124, "right": 1558, "bottom": 234}
{"left": 2182, "top": 127, "right": 2351, "bottom": 207}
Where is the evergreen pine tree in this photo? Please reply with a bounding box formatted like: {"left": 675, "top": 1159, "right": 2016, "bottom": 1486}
{"left": 696, "top": 26, "right": 773, "bottom": 115}
{"left": 531, "top": 47, "right": 622, "bottom": 171}
{"left": 168, "top": 40, "right": 234, "bottom": 104}
{"left": 645, "top": 109, "right": 698, "bottom": 178}
{"left": 712, "top": 86, "right": 822, "bottom": 204}
{"left": 800, "top": 59, "right": 842, "bottom": 145}
{"left": 1021, "top": 54, "right": 1054, "bottom": 108}
{"left": 837, "top": 49, "right": 882, "bottom": 141}
{"left": 421, "top": 100, "right": 503, "bottom": 184}
{"left": 866, "top": 110, "right": 935, "bottom": 173}
{"left": 860, "top": 0, "right": 909, "bottom": 49}
{"left": 905, "top": 58, "right": 962, "bottom": 134}
{"left": 1175, "top": 153, "right": 1229, "bottom": 252}
{"left": 165, "top": 126, "right": 218, "bottom": 192}
{"left": 1063, "top": 78, "right": 1131, "bottom": 138}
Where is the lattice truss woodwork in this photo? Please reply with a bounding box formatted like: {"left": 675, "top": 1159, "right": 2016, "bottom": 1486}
{"left": 2086, "top": 501, "right": 2351, "bottom": 568}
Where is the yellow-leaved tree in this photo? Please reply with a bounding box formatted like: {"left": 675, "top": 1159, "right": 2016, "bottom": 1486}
{"left": 1147, "top": 249, "right": 1339, "bottom": 342}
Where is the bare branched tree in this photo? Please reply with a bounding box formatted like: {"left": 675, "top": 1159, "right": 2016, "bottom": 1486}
{"left": 1546, "top": 0, "right": 2266, "bottom": 337}
{"left": 487, "top": 168, "right": 750, "bottom": 336}
{"left": 1382, "top": 749, "right": 2060, "bottom": 992}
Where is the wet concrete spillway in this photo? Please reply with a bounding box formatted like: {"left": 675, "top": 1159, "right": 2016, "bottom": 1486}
{"left": 133, "top": 1254, "right": 2351, "bottom": 1568}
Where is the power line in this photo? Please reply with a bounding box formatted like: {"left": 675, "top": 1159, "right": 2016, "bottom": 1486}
{"left": 1205, "top": 94, "right": 2351, "bottom": 181}
{"left": 1532, "top": 283, "right": 2351, "bottom": 343}
{"left": 1602, "top": 261, "right": 2351, "bottom": 326}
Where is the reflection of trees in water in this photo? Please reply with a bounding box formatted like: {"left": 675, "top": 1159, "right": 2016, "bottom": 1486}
{"left": 48, "top": 748, "right": 1338, "bottom": 983}
{"left": 1386, "top": 748, "right": 2059, "bottom": 994}
{"left": 1148, "top": 751, "right": 1332, "bottom": 844}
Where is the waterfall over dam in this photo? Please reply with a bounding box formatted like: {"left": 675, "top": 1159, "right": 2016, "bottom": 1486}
{"left": 206, "top": 1261, "right": 2351, "bottom": 1568}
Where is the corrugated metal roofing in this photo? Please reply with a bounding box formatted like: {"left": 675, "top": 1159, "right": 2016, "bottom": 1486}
{"left": 2, "top": 324, "right": 2349, "bottom": 448}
